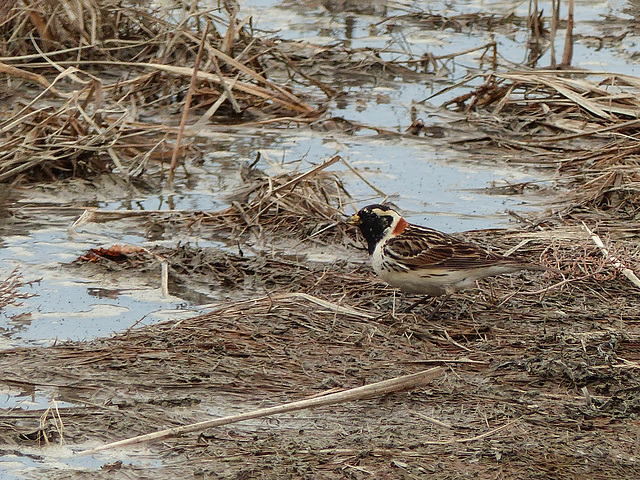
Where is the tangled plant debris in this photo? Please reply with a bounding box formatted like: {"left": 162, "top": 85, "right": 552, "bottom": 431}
{"left": 428, "top": 69, "right": 640, "bottom": 225}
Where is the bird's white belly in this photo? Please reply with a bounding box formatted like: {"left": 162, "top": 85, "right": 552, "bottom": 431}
{"left": 370, "top": 244, "right": 488, "bottom": 296}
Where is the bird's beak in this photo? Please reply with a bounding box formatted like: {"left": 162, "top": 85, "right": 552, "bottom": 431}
{"left": 348, "top": 214, "right": 362, "bottom": 226}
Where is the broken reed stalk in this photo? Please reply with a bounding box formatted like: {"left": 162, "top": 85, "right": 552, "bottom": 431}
{"left": 75, "top": 367, "right": 444, "bottom": 456}
{"left": 0, "top": 62, "right": 62, "bottom": 95}
{"left": 550, "top": 0, "right": 558, "bottom": 66}
{"left": 167, "top": 22, "right": 210, "bottom": 184}
{"left": 562, "top": 0, "right": 574, "bottom": 66}
{"left": 529, "top": 0, "right": 540, "bottom": 38}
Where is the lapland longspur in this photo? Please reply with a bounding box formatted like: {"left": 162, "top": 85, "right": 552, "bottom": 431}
{"left": 349, "top": 204, "right": 547, "bottom": 303}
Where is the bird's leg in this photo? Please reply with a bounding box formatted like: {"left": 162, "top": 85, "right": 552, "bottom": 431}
{"left": 425, "top": 294, "right": 452, "bottom": 320}
{"left": 404, "top": 295, "right": 435, "bottom": 313}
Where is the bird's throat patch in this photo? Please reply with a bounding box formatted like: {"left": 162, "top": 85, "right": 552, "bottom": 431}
{"left": 392, "top": 218, "right": 408, "bottom": 235}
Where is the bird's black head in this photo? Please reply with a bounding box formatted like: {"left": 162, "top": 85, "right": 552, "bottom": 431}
{"left": 349, "top": 204, "right": 400, "bottom": 255}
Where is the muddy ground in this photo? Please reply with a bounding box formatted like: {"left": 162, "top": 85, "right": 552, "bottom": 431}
{"left": 2, "top": 223, "right": 640, "bottom": 479}
{"left": 2, "top": 0, "right": 640, "bottom": 479}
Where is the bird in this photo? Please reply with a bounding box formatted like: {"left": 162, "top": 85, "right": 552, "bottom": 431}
{"left": 349, "top": 204, "right": 549, "bottom": 313}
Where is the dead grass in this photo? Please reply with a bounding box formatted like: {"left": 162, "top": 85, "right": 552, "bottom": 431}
{"left": 428, "top": 69, "right": 640, "bottom": 222}
{"left": 204, "top": 155, "right": 353, "bottom": 241}
{"left": 1, "top": 0, "right": 316, "bottom": 114}
{"left": 442, "top": 71, "right": 640, "bottom": 133}
{"left": 0, "top": 268, "right": 35, "bottom": 309}
{"left": 0, "top": 83, "right": 183, "bottom": 182}
{"left": 0, "top": 0, "right": 322, "bottom": 184}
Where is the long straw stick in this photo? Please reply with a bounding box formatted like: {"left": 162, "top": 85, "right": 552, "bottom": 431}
{"left": 75, "top": 367, "right": 443, "bottom": 456}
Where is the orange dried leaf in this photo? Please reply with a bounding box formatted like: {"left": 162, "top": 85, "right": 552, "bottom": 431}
{"left": 77, "top": 245, "right": 146, "bottom": 263}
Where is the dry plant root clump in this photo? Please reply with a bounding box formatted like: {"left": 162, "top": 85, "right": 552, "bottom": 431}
{"left": 0, "top": 268, "right": 36, "bottom": 309}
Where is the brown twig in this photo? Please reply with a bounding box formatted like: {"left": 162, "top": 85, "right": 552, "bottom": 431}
{"left": 167, "top": 22, "right": 210, "bottom": 184}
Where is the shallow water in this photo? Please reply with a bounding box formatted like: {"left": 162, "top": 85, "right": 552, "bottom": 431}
{"left": 1, "top": 1, "right": 639, "bottom": 473}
